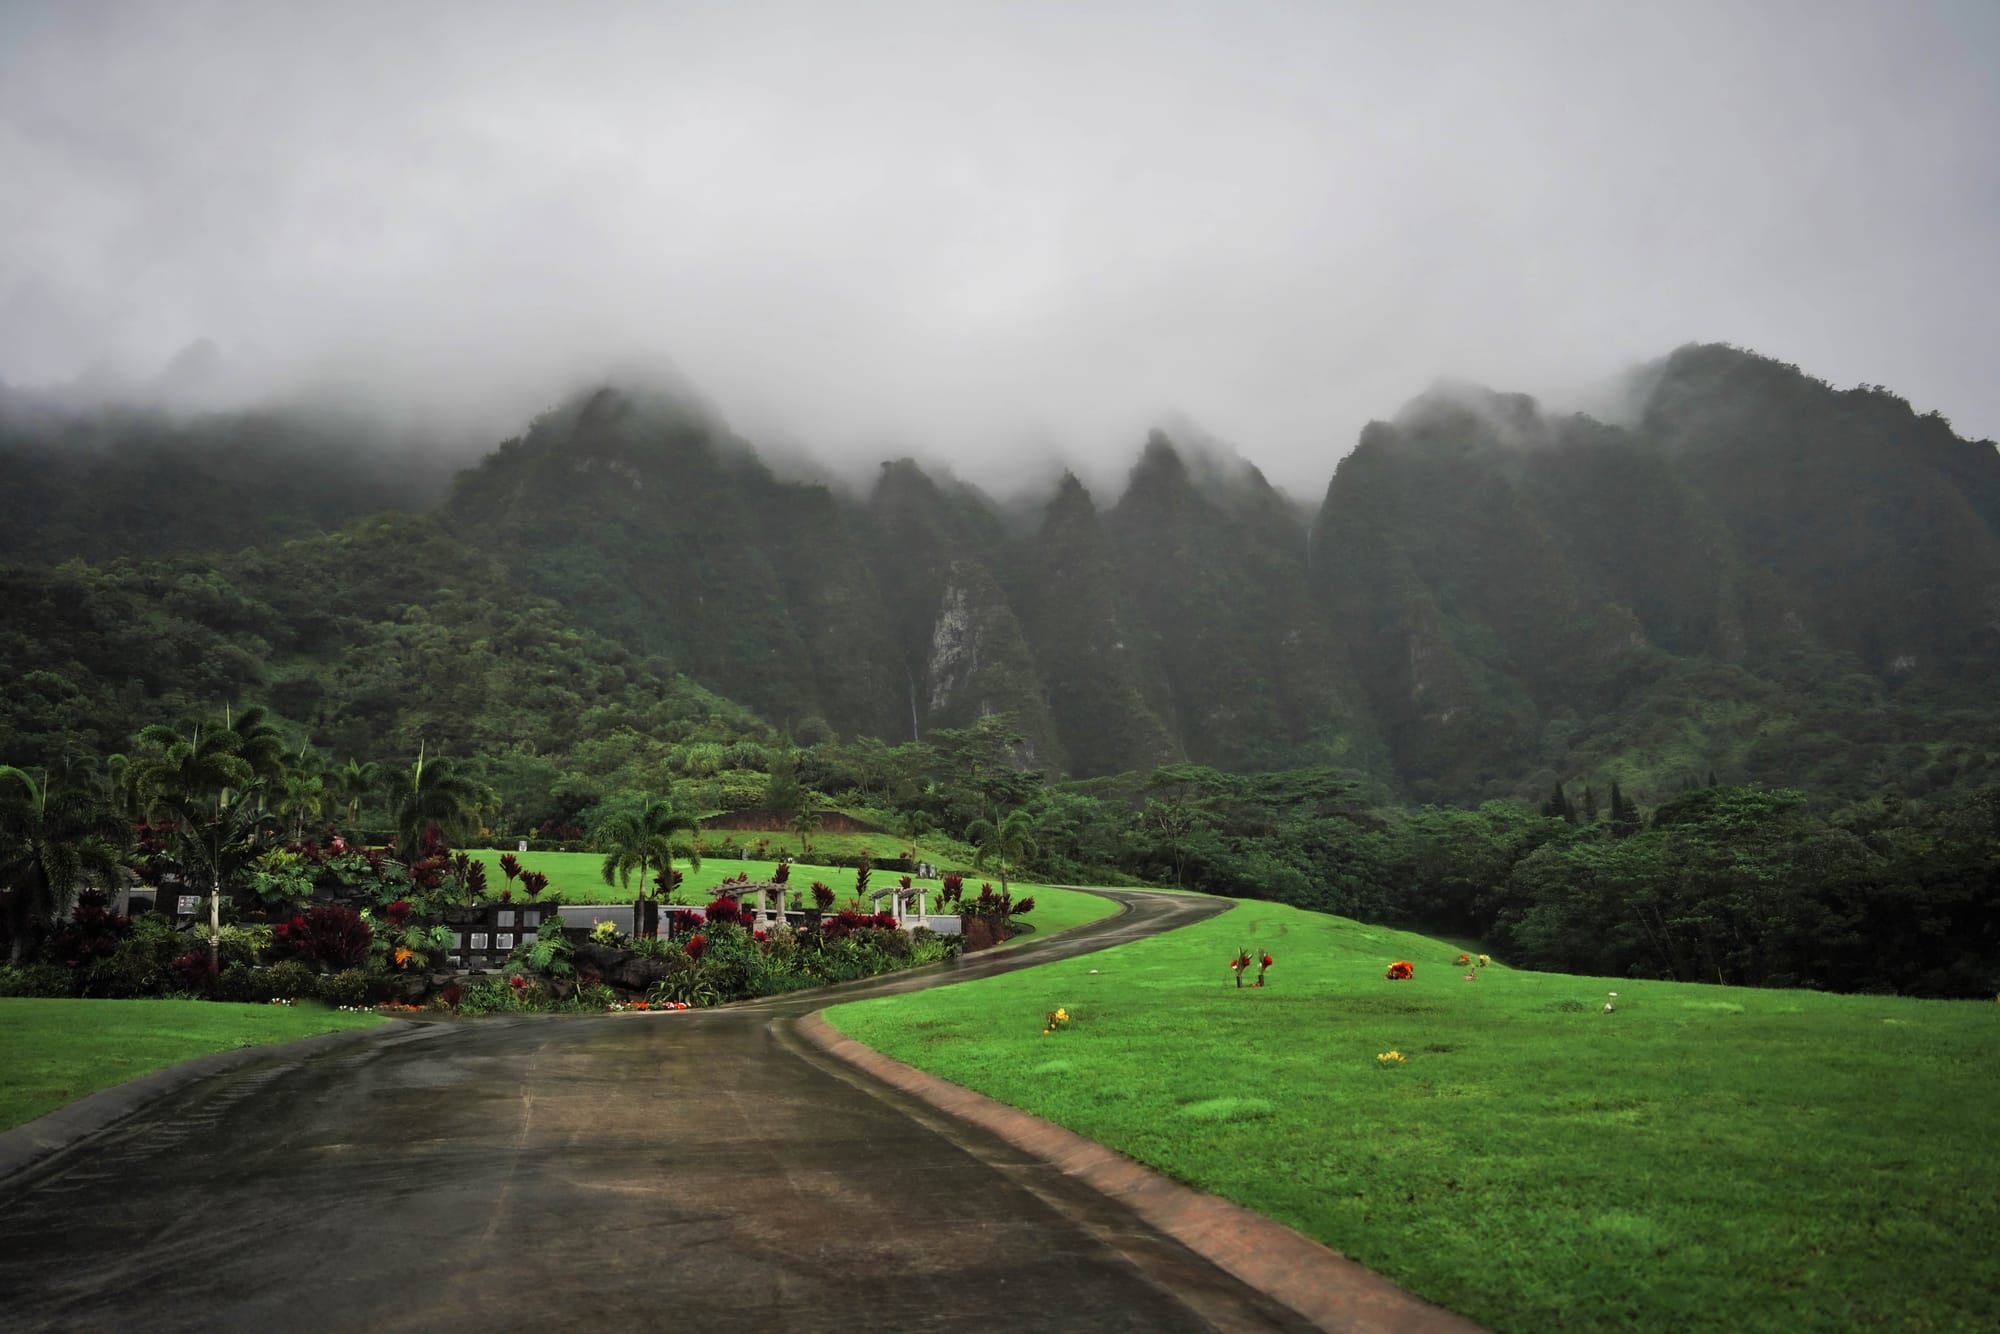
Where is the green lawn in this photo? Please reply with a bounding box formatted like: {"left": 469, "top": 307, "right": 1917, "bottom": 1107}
{"left": 467, "top": 849, "right": 1118, "bottom": 936}
{"left": 1, "top": 999, "right": 384, "bottom": 1132}
{"left": 825, "top": 897, "right": 2000, "bottom": 1333}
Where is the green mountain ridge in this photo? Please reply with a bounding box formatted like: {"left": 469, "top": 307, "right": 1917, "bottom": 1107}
{"left": 3, "top": 343, "right": 1997, "bottom": 810}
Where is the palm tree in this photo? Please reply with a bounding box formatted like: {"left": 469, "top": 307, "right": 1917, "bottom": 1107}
{"left": 224, "top": 704, "right": 292, "bottom": 785}
{"left": 593, "top": 798, "right": 701, "bottom": 896}
{"left": 896, "top": 808, "right": 936, "bottom": 865}
{"left": 130, "top": 721, "right": 254, "bottom": 816}
{"left": 790, "top": 802, "right": 824, "bottom": 855}
{"left": 0, "top": 767, "right": 129, "bottom": 966}
{"left": 331, "top": 758, "right": 380, "bottom": 836}
{"left": 273, "top": 747, "right": 327, "bottom": 843}
{"left": 963, "top": 809, "right": 1039, "bottom": 896}
{"left": 389, "top": 743, "right": 488, "bottom": 854}
{"left": 169, "top": 783, "right": 276, "bottom": 970}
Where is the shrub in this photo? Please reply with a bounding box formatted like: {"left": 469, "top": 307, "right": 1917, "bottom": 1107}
{"left": 171, "top": 950, "right": 218, "bottom": 995}
{"left": 47, "top": 890, "right": 131, "bottom": 970}
{"left": 316, "top": 968, "right": 370, "bottom": 1008}
{"left": 273, "top": 905, "right": 372, "bottom": 971}
{"left": 262, "top": 960, "right": 319, "bottom": 1000}
{"left": 214, "top": 962, "right": 264, "bottom": 1002}
{"left": 704, "top": 897, "right": 746, "bottom": 928}
{"left": 811, "top": 881, "right": 835, "bottom": 911}
{"left": 0, "top": 962, "right": 77, "bottom": 997}
{"left": 85, "top": 947, "right": 168, "bottom": 998}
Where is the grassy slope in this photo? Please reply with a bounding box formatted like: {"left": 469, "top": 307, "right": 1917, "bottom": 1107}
{"left": 466, "top": 849, "right": 1119, "bottom": 936}
{"left": 825, "top": 897, "right": 2000, "bottom": 1333}
{"left": 0, "top": 999, "right": 383, "bottom": 1131}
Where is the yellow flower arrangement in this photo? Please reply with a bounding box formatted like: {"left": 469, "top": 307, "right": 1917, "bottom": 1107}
{"left": 1376, "top": 1050, "right": 1406, "bottom": 1065}
{"left": 1042, "top": 1006, "right": 1071, "bottom": 1035}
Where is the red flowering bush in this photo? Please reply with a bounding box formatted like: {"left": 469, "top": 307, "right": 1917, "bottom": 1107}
{"left": 1385, "top": 960, "right": 1414, "bottom": 981}
{"left": 171, "top": 949, "right": 217, "bottom": 992}
{"left": 669, "top": 908, "right": 703, "bottom": 935}
{"left": 704, "top": 896, "right": 746, "bottom": 928}
{"left": 274, "top": 904, "right": 373, "bottom": 970}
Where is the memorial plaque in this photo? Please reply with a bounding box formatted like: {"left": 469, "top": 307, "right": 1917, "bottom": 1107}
{"left": 177, "top": 895, "right": 201, "bottom": 915}
{"left": 497, "top": 933, "right": 514, "bottom": 949}
{"left": 471, "top": 933, "right": 489, "bottom": 950}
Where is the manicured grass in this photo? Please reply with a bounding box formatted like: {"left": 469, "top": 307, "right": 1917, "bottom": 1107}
{"left": 465, "top": 849, "right": 1119, "bottom": 936}
{"left": 0, "top": 999, "right": 384, "bottom": 1132}
{"left": 825, "top": 898, "right": 2000, "bottom": 1333}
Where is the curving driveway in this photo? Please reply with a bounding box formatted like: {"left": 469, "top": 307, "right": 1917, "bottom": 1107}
{"left": 0, "top": 890, "right": 1326, "bottom": 1332}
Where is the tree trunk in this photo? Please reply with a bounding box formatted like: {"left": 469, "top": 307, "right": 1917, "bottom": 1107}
{"left": 210, "top": 873, "right": 222, "bottom": 972}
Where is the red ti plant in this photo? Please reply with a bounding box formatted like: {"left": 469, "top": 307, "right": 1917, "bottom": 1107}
{"left": 772, "top": 861, "right": 791, "bottom": 885}
{"left": 275, "top": 905, "right": 373, "bottom": 970}
{"left": 704, "top": 896, "right": 746, "bottom": 928}
{"left": 810, "top": 881, "right": 835, "bottom": 911}
{"left": 854, "top": 859, "right": 871, "bottom": 898}
{"left": 685, "top": 933, "right": 708, "bottom": 962}
{"left": 499, "top": 852, "right": 522, "bottom": 885}
{"left": 651, "top": 867, "right": 684, "bottom": 899}
{"left": 520, "top": 870, "right": 550, "bottom": 900}
{"left": 939, "top": 874, "right": 964, "bottom": 906}
{"left": 384, "top": 899, "right": 413, "bottom": 927}
{"left": 460, "top": 857, "right": 488, "bottom": 904}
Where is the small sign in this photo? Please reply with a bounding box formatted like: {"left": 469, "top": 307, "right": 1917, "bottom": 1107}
{"left": 518, "top": 840, "right": 528, "bottom": 853}
{"left": 177, "top": 895, "right": 201, "bottom": 915}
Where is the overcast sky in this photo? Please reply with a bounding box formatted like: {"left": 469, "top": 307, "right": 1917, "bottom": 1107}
{"left": 3, "top": 0, "right": 1996, "bottom": 495}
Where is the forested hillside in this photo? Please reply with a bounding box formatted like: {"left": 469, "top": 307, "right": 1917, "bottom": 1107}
{"left": 4, "top": 342, "right": 1998, "bottom": 996}
{"left": 5, "top": 343, "right": 1998, "bottom": 812}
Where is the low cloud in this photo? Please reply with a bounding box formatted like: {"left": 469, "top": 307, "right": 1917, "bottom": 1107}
{"left": 3, "top": 0, "right": 1996, "bottom": 497}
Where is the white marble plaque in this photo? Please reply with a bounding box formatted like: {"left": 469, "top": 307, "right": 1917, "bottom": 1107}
{"left": 177, "top": 895, "right": 200, "bottom": 914}
{"left": 471, "top": 933, "right": 489, "bottom": 950}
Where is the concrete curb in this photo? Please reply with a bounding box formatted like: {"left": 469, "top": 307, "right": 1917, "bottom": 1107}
{"left": 0, "top": 1018, "right": 416, "bottom": 1186}
{"left": 798, "top": 1011, "right": 1484, "bottom": 1334}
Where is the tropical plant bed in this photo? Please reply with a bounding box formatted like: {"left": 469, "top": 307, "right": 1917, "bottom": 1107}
{"left": 824, "top": 897, "right": 2000, "bottom": 1333}
{"left": 463, "top": 849, "right": 1114, "bottom": 930}
{"left": 0, "top": 998, "right": 384, "bottom": 1132}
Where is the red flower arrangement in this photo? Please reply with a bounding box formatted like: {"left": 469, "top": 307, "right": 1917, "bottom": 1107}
{"left": 1256, "top": 952, "right": 1273, "bottom": 987}
{"left": 1385, "top": 960, "right": 1414, "bottom": 981}
{"left": 1455, "top": 952, "right": 1471, "bottom": 966}
{"left": 1230, "top": 949, "right": 1253, "bottom": 987}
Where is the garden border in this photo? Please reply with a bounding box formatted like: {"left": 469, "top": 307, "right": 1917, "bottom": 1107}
{"left": 797, "top": 1011, "right": 1484, "bottom": 1334}
{"left": 0, "top": 1018, "right": 421, "bottom": 1186}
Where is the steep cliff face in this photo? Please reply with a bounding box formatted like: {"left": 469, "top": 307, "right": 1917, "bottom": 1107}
{"left": 1638, "top": 344, "right": 2000, "bottom": 678}
{"left": 1020, "top": 472, "right": 1177, "bottom": 776}
{"left": 444, "top": 386, "right": 891, "bottom": 735}
{"left": 865, "top": 459, "right": 1061, "bottom": 763}
{"left": 1109, "top": 433, "right": 1385, "bottom": 774}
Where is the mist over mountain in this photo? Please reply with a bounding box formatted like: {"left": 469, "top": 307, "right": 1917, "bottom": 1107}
{"left": 4, "top": 341, "right": 1997, "bottom": 813}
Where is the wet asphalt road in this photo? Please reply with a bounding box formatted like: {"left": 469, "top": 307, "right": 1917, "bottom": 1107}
{"left": 0, "top": 890, "right": 1319, "bottom": 1333}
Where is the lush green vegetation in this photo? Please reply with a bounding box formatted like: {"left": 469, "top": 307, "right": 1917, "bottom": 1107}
{"left": 826, "top": 898, "right": 2000, "bottom": 1333}
{"left": 0, "top": 998, "right": 382, "bottom": 1131}
{"left": 461, "top": 848, "right": 1117, "bottom": 933}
